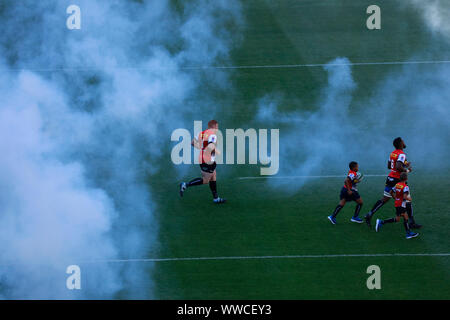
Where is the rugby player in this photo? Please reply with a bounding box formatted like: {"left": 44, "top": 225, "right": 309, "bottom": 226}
{"left": 364, "top": 137, "right": 421, "bottom": 229}
{"left": 375, "top": 172, "right": 419, "bottom": 239}
{"left": 328, "top": 161, "right": 364, "bottom": 224}
{"left": 179, "top": 120, "right": 226, "bottom": 204}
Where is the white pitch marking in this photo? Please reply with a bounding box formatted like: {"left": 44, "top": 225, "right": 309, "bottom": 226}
{"left": 81, "top": 253, "right": 450, "bottom": 264}
{"left": 237, "top": 174, "right": 386, "bottom": 180}
{"left": 7, "top": 60, "right": 450, "bottom": 72}
{"left": 186, "top": 60, "right": 450, "bottom": 70}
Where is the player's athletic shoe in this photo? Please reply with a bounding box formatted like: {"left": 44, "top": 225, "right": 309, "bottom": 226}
{"left": 350, "top": 216, "right": 363, "bottom": 223}
{"left": 375, "top": 219, "right": 383, "bottom": 232}
{"left": 328, "top": 215, "right": 337, "bottom": 225}
{"left": 406, "top": 231, "right": 419, "bottom": 239}
{"left": 364, "top": 214, "right": 372, "bottom": 227}
{"left": 213, "top": 197, "right": 226, "bottom": 204}
{"left": 179, "top": 182, "right": 186, "bottom": 197}
{"left": 409, "top": 223, "right": 422, "bottom": 229}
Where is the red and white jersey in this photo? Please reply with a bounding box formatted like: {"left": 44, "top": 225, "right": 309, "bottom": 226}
{"left": 344, "top": 170, "right": 359, "bottom": 191}
{"left": 388, "top": 149, "right": 407, "bottom": 179}
{"left": 393, "top": 181, "right": 409, "bottom": 207}
{"left": 198, "top": 129, "right": 217, "bottom": 164}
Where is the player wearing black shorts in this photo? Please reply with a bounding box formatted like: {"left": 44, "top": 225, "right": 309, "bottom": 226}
{"left": 364, "top": 137, "right": 421, "bottom": 229}
{"left": 179, "top": 120, "right": 226, "bottom": 204}
{"left": 328, "top": 161, "right": 364, "bottom": 224}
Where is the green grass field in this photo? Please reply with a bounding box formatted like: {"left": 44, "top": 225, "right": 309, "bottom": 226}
{"left": 2, "top": 0, "right": 450, "bottom": 301}
{"left": 147, "top": 0, "right": 450, "bottom": 299}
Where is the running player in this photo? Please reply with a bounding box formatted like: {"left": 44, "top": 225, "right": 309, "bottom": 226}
{"left": 375, "top": 172, "right": 419, "bottom": 239}
{"left": 328, "top": 161, "right": 364, "bottom": 224}
{"left": 179, "top": 120, "right": 226, "bottom": 203}
{"left": 364, "top": 137, "right": 421, "bottom": 229}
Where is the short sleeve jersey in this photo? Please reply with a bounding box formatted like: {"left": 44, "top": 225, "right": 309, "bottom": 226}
{"left": 344, "top": 170, "right": 359, "bottom": 191}
{"left": 393, "top": 181, "right": 409, "bottom": 207}
{"left": 388, "top": 149, "right": 407, "bottom": 179}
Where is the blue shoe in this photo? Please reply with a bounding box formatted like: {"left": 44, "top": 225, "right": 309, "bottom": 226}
{"left": 406, "top": 231, "right": 419, "bottom": 239}
{"left": 375, "top": 219, "right": 383, "bottom": 232}
{"left": 328, "top": 215, "right": 337, "bottom": 225}
{"left": 213, "top": 197, "right": 226, "bottom": 204}
{"left": 350, "top": 216, "right": 363, "bottom": 223}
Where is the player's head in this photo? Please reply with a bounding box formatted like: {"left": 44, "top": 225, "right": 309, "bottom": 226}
{"left": 400, "top": 172, "right": 408, "bottom": 181}
{"left": 349, "top": 161, "right": 358, "bottom": 172}
{"left": 393, "top": 137, "right": 406, "bottom": 150}
{"left": 208, "top": 119, "right": 219, "bottom": 131}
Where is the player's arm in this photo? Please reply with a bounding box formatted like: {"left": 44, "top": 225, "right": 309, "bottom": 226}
{"left": 206, "top": 134, "right": 220, "bottom": 156}
{"left": 395, "top": 153, "right": 412, "bottom": 172}
{"left": 213, "top": 145, "right": 220, "bottom": 156}
{"left": 395, "top": 161, "right": 411, "bottom": 173}
{"left": 191, "top": 138, "right": 202, "bottom": 149}
{"left": 203, "top": 143, "right": 217, "bottom": 164}
{"left": 206, "top": 142, "right": 220, "bottom": 155}
{"left": 404, "top": 192, "right": 412, "bottom": 202}
{"left": 403, "top": 187, "right": 412, "bottom": 201}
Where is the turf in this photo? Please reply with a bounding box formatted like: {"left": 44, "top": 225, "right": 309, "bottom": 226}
{"left": 151, "top": 173, "right": 450, "bottom": 299}
{"left": 149, "top": 0, "right": 450, "bottom": 299}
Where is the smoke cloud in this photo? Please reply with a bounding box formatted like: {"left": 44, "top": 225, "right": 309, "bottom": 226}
{"left": 0, "top": 0, "right": 242, "bottom": 299}
{"left": 408, "top": 0, "right": 450, "bottom": 38}
{"left": 257, "top": 51, "right": 450, "bottom": 189}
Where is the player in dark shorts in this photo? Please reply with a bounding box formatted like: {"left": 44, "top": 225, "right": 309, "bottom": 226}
{"left": 179, "top": 120, "right": 226, "bottom": 204}
{"left": 328, "top": 161, "right": 364, "bottom": 224}
{"left": 375, "top": 172, "right": 419, "bottom": 239}
{"left": 364, "top": 137, "right": 421, "bottom": 229}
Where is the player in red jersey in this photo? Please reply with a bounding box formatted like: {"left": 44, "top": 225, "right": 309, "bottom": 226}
{"left": 364, "top": 137, "right": 421, "bottom": 229}
{"left": 328, "top": 161, "right": 364, "bottom": 224}
{"left": 179, "top": 120, "right": 226, "bottom": 204}
{"left": 375, "top": 172, "right": 419, "bottom": 239}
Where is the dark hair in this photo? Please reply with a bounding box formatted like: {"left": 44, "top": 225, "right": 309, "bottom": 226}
{"left": 349, "top": 161, "right": 358, "bottom": 170}
{"left": 400, "top": 172, "right": 408, "bottom": 181}
{"left": 208, "top": 120, "right": 218, "bottom": 128}
{"left": 393, "top": 137, "right": 403, "bottom": 149}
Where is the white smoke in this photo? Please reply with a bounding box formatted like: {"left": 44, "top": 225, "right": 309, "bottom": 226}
{"left": 409, "top": 0, "right": 450, "bottom": 38}
{"left": 0, "top": 0, "right": 242, "bottom": 299}
{"left": 256, "top": 57, "right": 358, "bottom": 187}
{"left": 256, "top": 53, "right": 450, "bottom": 189}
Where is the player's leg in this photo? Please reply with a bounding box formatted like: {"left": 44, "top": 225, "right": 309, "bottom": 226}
{"left": 375, "top": 211, "right": 399, "bottom": 232}
{"left": 328, "top": 188, "right": 347, "bottom": 224}
{"left": 209, "top": 169, "right": 226, "bottom": 204}
{"left": 406, "top": 201, "right": 422, "bottom": 229}
{"left": 365, "top": 177, "right": 396, "bottom": 226}
{"left": 332, "top": 199, "right": 346, "bottom": 216}
{"left": 179, "top": 165, "right": 211, "bottom": 197}
{"left": 209, "top": 170, "right": 218, "bottom": 198}
{"left": 351, "top": 196, "right": 363, "bottom": 223}
{"left": 402, "top": 212, "right": 419, "bottom": 239}
{"left": 366, "top": 194, "right": 390, "bottom": 218}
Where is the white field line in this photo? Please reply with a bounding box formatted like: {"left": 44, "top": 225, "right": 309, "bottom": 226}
{"left": 188, "top": 60, "right": 450, "bottom": 70}
{"left": 7, "top": 60, "right": 450, "bottom": 72}
{"left": 81, "top": 253, "right": 450, "bottom": 264}
{"left": 1, "top": 253, "right": 449, "bottom": 267}
{"left": 237, "top": 174, "right": 386, "bottom": 180}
